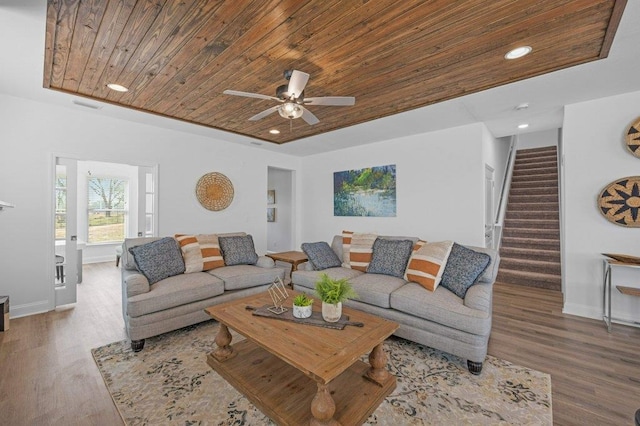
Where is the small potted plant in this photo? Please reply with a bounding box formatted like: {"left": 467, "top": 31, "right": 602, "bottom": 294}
{"left": 315, "top": 273, "right": 358, "bottom": 322}
{"left": 292, "top": 293, "right": 314, "bottom": 319}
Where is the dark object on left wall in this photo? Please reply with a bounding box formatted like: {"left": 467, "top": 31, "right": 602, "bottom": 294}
{"left": 0, "top": 296, "right": 9, "bottom": 331}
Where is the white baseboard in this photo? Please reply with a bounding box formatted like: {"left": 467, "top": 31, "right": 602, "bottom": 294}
{"left": 10, "top": 300, "right": 52, "bottom": 319}
{"left": 562, "top": 302, "right": 601, "bottom": 320}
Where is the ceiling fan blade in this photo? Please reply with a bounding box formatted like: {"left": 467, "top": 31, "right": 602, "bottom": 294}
{"left": 304, "top": 96, "right": 355, "bottom": 106}
{"left": 301, "top": 106, "right": 319, "bottom": 125}
{"left": 249, "top": 105, "right": 281, "bottom": 121}
{"left": 287, "top": 70, "right": 309, "bottom": 98}
{"left": 223, "top": 90, "right": 279, "bottom": 102}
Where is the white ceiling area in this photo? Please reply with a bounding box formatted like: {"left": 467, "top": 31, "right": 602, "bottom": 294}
{"left": 1, "top": 1, "right": 640, "bottom": 156}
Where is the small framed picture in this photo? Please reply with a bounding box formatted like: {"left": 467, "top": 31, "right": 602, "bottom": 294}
{"left": 267, "top": 207, "right": 276, "bottom": 222}
{"left": 267, "top": 190, "right": 276, "bottom": 204}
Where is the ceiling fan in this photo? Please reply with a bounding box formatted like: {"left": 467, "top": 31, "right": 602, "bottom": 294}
{"left": 223, "top": 70, "right": 355, "bottom": 125}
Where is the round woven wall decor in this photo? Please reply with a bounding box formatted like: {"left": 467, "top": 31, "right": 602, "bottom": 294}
{"left": 598, "top": 176, "right": 640, "bottom": 227}
{"left": 195, "top": 172, "right": 234, "bottom": 211}
{"left": 625, "top": 117, "right": 640, "bottom": 158}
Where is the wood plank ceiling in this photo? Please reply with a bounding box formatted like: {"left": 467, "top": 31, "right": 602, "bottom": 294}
{"left": 43, "top": 0, "right": 625, "bottom": 145}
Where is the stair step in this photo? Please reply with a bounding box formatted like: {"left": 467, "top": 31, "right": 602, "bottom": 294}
{"left": 501, "top": 236, "right": 560, "bottom": 250}
{"left": 500, "top": 246, "right": 561, "bottom": 262}
{"left": 515, "top": 147, "right": 557, "bottom": 158}
{"left": 509, "top": 186, "right": 558, "bottom": 196}
{"left": 496, "top": 269, "right": 561, "bottom": 291}
{"left": 508, "top": 194, "right": 558, "bottom": 203}
{"left": 503, "top": 218, "right": 559, "bottom": 229}
{"left": 512, "top": 166, "right": 558, "bottom": 176}
{"left": 517, "top": 146, "right": 557, "bottom": 154}
{"left": 502, "top": 227, "right": 560, "bottom": 239}
{"left": 505, "top": 210, "right": 559, "bottom": 220}
{"left": 515, "top": 152, "right": 557, "bottom": 161}
{"left": 499, "top": 257, "right": 561, "bottom": 275}
{"left": 515, "top": 160, "right": 558, "bottom": 170}
{"left": 507, "top": 202, "right": 559, "bottom": 211}
{"left": 511, "top": 173, "right": 558, "bottom": 183}
{"left": 509, "top": 179, "right": 559, "bottom": 189}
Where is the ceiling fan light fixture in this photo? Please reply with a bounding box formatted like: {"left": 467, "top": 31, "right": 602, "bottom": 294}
{"left": 278, "top": 102, "right": 303, "bottom": 119}
{"left": 505, "top": 46, "right": 532, "bottom": 60}
{"left": 107, "top": 83, "right": 129, "bottom": 92}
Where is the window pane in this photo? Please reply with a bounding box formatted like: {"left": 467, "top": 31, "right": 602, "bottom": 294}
{"left": 87, "top": 177, "right": 128, "bottom": 243}
{"left": 145, "top": 214, "right": 153, "bottom": 235}
{"left": 55, "top": 167, "right": 67, "bottom": 240}
{"left": 145, "top": 172, "right": 153, "bottom": 193}
{"left": 146, "top": 193, "right": 153, "bottom": 213}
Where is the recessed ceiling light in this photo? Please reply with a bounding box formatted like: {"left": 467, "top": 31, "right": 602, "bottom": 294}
{"left": 518, "top": 123, "right": 529, "bottom": 129}
{"left": 106, "top": 83, "right": 128, "bottom": 92}
{"left": 505, "top": 46, "right": 532, "bottom": 60}
{"left": 269, "top": 129, "right": 280, "bottom": 135}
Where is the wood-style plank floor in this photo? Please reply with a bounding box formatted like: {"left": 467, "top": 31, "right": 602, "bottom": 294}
{"left": 1, "top": 263, "right": 639, "bottom": 425}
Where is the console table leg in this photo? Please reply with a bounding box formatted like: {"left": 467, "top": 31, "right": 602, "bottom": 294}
{"left": 310, "top": 383, "right": 339, "bottom": 426}
{"left": 366, "top": 343, "right": 390, "bottom": 386}
{"left": 212, "top": 323, "right": 235, "bottom": 361}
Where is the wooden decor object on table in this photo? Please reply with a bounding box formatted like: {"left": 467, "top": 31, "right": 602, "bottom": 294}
{"left": 625, "top": 116, "right": 640, "bottom": 158}
{"left": 597, "top": 176, "right": 640, "bottom": 227}
{"left": 195, "top": 172, "right": 234, "bottom": 211}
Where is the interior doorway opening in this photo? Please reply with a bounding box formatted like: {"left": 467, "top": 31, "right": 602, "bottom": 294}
{"left": 267, "top": 167, "right": 295, "bottom": 253}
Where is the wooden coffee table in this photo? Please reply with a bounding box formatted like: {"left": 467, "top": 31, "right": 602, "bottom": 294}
{"left": 204, "top": 291, "right": 399, "bottom": 425}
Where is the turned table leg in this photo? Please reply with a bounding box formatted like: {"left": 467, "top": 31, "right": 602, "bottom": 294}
{"left": 212, "top": 323, "right": 236, "bottom": 361}
{"left": 310, "top": 383, "right": 339, "bottom": 426}
{"left": 366, "top": 343, "right": 390, "bottom": 386}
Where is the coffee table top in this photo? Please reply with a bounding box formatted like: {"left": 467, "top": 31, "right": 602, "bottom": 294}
{"left": 205, "top": 291, "right": 398, "bottom": 384}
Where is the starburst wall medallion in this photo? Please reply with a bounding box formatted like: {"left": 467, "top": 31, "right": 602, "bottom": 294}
{"left": 626, "top": 117, "right": 640, "bottom": 158}
{"left": 598, "top": 176, "right": 640, "bottom": 227}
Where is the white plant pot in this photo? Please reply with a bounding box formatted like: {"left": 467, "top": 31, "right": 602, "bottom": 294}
{"left": 293, "top": 304, "right": 312, "bottom": 319}
{"left": 322, "top": 301, "right": 342, "bottom": 323}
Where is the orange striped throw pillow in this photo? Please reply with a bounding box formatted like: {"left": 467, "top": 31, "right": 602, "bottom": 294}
{"left": 341, "top": 230, "right": 354, "bottom": 267}
{"left": 174, "top": 234, "right": 225, "bottom": 273}
{"left": 404, "top": 240, "right": 453, "bottom": 291}
{"left": 349, "top": 232, "right": 378, "bottom": 272}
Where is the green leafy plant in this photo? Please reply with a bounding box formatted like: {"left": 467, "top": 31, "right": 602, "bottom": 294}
{"left": 315, "top": 273, "right": 358, "bottom": 305}
{"left": 293, "top": 293, "right": 314, "bottom": 307}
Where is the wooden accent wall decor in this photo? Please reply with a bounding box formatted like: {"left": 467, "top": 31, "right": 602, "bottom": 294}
{"left": 195, "top": 172, "right": 234, "bottom": 211}
{"left": 625, "top": 117, "right": 640, "bottom": 157}
{"left": 43, "top": 1, "right": 626, "bottom": 144}
{"left": 598, "top": 176, "right": 640, "bottom": 227}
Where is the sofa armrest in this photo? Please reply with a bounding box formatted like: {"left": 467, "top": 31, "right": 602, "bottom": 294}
{"left": 123, "top": 269, "right": 150, "bottom": 297}
{"left": 463, "top": 282, "right": 493, "bottom": 314}
{"left": 256, "top": 256, "right": 275, "bottom": 268}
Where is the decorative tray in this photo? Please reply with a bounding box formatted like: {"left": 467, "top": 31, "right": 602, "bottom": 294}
{"left": 247, "top": 305, "right": 364, "bottom": 330}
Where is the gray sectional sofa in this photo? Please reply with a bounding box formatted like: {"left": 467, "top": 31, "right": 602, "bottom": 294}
{"left": 121, "top": 235, "right": 286, "bottom": 351}
{"left": 292, "top": 235, "right": 500, "bottom": 374}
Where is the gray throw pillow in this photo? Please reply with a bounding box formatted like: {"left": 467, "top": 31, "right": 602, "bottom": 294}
{"left": 366, "top": 238, "right": 414, "bottom": 278}
{"left": 218, "top": 235, "right": 259, "bottom": 266}
{"left": 301, "top": 242, "right": 342, "bottom": 270}
{"left": 440, "top": 243, "right": 491, "bottom": 298}
{"left": 128, "top": 237, "right": 185, "bottom": 284}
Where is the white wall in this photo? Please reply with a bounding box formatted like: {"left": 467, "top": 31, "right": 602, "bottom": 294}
{"left": 267, "top": 167, "right": 294, "bottom": 252}
{"left": 0, "top": 94, "right": 300, "bottom": 317}
{"left": 516, "top": 128, "right": 559, "bottom": 150}
{"left": 299, "top": 123, "right": 491, "bottom": 246}
{"left": 562, "top": 89, "right": 640, "bottom": 323}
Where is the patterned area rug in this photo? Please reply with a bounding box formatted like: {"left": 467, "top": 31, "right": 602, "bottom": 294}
{"left": 92, "top": 321, "right": 552, "bottom": 425}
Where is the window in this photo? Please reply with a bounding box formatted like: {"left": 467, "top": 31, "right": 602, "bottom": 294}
{"left": 87, "top": 176, "right": 127, "bottom": 243}
{"left": 55, "top": 168, "right": 67, "bottom": 240}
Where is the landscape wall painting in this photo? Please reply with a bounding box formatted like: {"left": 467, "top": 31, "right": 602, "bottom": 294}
{"left": 333, "top": 164, "right": 396, "bottom": 217}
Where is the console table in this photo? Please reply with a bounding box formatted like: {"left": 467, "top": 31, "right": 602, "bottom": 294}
{"left": 602, "top": 256, "right": 640, "bottom": 332}
{"left": 266, "top": 251, "right": 307, "bottom": 286}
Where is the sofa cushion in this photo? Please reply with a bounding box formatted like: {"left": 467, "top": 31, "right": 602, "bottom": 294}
{"left": 122, "top": 237, "right": 162, "bottom": 271}
{"left": 404, "top": 240, "right": 453, "bottom": 291}
{"left": 218, "top": 235, "right": 259, "bottom": 266}
{"left": 367, "top": 238, "right": 414, "bottom": 278}
{"left": 390, "top": 282, "right": 491, "bottom": 336}
{"left": 348, "top": 232, "right": 377, "bottom": 271}
{"left": 347, "top": 273, "right": 407, "bottom": 308}
{"left": 301, "top": 242, "right": 342, "bottom": 270}
{"left": 128, "top": 237, "right": 185, "bottom": 284}
{"left": 440, "top": 243, "right": 491, "bottom": 298}
{"left": 126, "top": 272, "right": 224, "bottom": 317}
{"left": 209, "top": 264, "right": 285, "bottom": 291}
{"left": 175, "top": 234, "right": 224, "bottom": 273}
{"left": 292, "top": 267, "right": 363, "bottom": 291}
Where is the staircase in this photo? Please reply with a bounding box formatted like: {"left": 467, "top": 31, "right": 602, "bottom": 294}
{"left": 496, "top": 146, "right": 561, "bottom": 291}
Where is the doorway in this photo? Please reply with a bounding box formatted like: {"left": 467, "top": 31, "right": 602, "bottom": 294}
{"left": 267, "top": 167, "right": 295, "bottom": 252}
{"left": 53, "top": 157, "right": 157, "bottom": 306}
